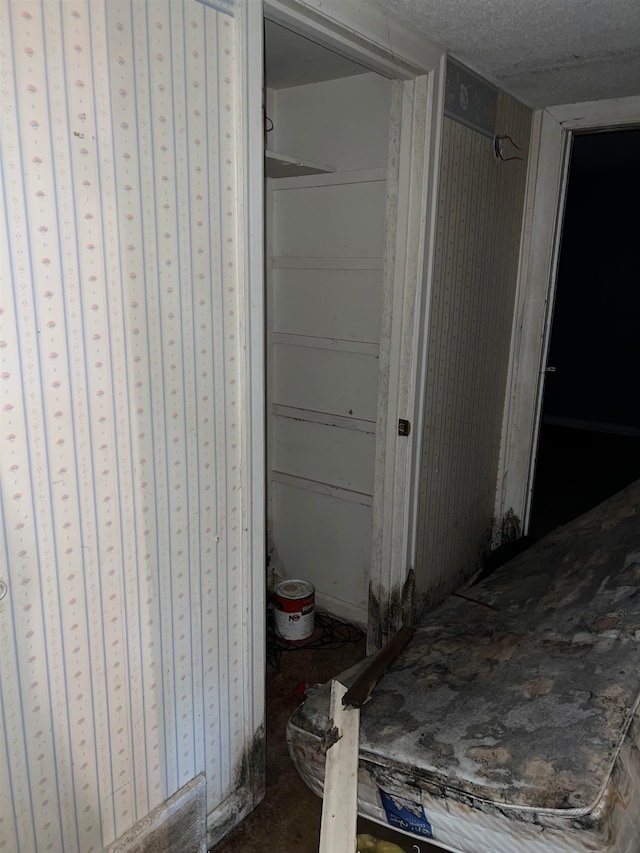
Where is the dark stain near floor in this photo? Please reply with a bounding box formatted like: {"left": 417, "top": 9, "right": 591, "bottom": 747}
{"left": 238, "top": 724, "right": 266, "bottom": 801}
{"left": 498, "top": 507, "right": 523, "bottom": 544}
{"left": 472, "top": 535, "right": 533, "bottom": 586}
{"left": 368, "top": 575, "right": 410, "bottom": 652}
{"left": 212, "top": 636, "right": 367, "bottom": 852}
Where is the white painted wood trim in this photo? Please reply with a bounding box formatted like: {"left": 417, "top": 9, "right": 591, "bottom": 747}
{"left": 264, "top": 0, "right": 442, "bottom": 80}
{"left": 405, "top": 57, "right": 447, "bottom": 577}
{"left": 107, "top": 775, "right": 207, "bottom": 853}
{"left": 272, "top": 404, "right": 376, "bottom": 434}
{"left": 265, "top": 173, "right": 279, "bottom": 593}
{"left": 269, "top": 167, "right": 387, "bottom": 190}
{"left": 495, "top": 95, "right": 640, "bottom": 538}
{"left": 369, "top": 79, "right": 408, "bottom": 644}
{"left": 369, "top": 57, "right": 446, "bottom": 647}
{"left": 236, "top": 0, "right": 266, "bottom": 793}
{"left": 271, "top": 470, "right": 373, "bottom": 506}
{"left": 494, "top": 110, "right": 567, "bottom": 538}
{"left": 206, "top": 786, "right": 254, "bottom": 849}
{"left": 258, "top": 0, "right": 445, "bottom": 652}
{"left": 315, "top": 592, "right": 369, "bottom": 629}
{"left": 547, "top": 95, "right": 640, "bottom": 128}
{"left": 265, "top": 148, "right": 336, "bottom": 177}
{"left": 271, "top": 332, "right": 379, "bottom": 355}
{"left": 319, "top": 680, "right": 360, "bottom": 853}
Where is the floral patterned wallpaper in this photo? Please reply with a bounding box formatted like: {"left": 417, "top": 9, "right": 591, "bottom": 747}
{"left": 0, "top": 1, "right": 255, "bottom": 850}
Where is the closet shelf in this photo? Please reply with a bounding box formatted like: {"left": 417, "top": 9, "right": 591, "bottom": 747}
{"left": 265, "top": 149, "right": 336, "bottom": 178}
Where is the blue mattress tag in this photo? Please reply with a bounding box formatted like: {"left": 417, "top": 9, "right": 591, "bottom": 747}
{"left": 379, "top": 789, "right": 434, "bottom": 839}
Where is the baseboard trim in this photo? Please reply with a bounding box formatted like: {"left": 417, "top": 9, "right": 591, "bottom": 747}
{"left": 315, "top": 592, "right": 368, "bottom": 630}
{"left": 206, "top": 787, "right": 255, "bottom": 849}
{"left": 105, "top": 774, "right": 206, "bottom": 853}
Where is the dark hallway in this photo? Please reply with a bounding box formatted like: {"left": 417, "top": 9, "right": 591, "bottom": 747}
{"left": 529, "top": 425, "right": 640, "bottom": 540}
{"left": 528, "top": 128, "right": 640, "bottom": 540}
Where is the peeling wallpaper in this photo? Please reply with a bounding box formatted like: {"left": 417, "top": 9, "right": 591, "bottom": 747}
{"left": 414, "top": 89, "right": 532, "bottom": 610}
{"left": 0, "top": 1, "right": 254, "bottom": 850}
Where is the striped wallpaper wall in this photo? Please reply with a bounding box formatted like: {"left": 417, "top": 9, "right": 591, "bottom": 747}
{"left": 0, "top": 1, "right": 259, "bottom": 851}
{"left": 414, "top": 88, "right": 532, "bottom": 609}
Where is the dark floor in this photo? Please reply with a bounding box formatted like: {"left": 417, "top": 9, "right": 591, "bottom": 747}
{"left": 212, "top": 618, "right": 440, "bottom": 852}
{"left": 211, "top": 620, "right": 365, "bottom": 853}
{"left": 214, "top": 425, "right": 640, "bottom": 852}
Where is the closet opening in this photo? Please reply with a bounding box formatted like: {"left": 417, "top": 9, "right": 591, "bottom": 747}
{"left": 264, "top": 18, "right": 393, "bottom": 628}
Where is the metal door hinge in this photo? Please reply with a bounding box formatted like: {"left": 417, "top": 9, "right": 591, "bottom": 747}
{"left": 398, "top": 418, "right": 411, "bottom": 437}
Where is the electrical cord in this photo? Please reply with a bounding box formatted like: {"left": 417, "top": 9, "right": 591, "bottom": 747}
{"left": 267, "top": 608, "right": 364, "bottom": 670}
{"left": 494, "top": 134, "right": 523, "bottom": 162}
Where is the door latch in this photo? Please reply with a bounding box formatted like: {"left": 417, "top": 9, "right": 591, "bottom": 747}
{"left": 398, "top": 418, "right": 411, "bottom": 437}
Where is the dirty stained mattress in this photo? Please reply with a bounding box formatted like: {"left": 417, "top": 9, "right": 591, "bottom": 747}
{"left": 287, "top": 481, "right": 640, "bottom": 853}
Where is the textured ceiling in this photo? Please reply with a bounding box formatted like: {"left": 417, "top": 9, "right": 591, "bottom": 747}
{"left": 383, "top": 0, "right": 640, "bottom": 107}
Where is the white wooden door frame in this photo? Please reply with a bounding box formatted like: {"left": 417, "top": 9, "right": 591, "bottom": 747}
{"left": 263, "top": 0, "right": 442, "bottom": 78}
{"left": 369, "top": 64, "right": 446, "bottom": 648}
{"left": 495, "top": 96, "right": 640, "bottom": 540}
{"left": 235, "top": 0, "right": 267, "bottom": 828}
{"left": 254, "top": 0, "right": 446, "bottom": 649}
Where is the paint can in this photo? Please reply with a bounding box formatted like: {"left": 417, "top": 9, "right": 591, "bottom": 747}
{"left": 274, "top": 579, "right": 315, "bottom": 642}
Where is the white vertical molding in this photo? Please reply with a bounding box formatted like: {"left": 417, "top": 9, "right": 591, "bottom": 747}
{"left": 369, "top": 55, "right": 446, "bottom": 648}
{"left": 202, "top": 6, "right": 227, "bottom": 810}
{"left": 236, "top": 0, "right": 266, "bottom": 785}
{"left": 494, "top": 95, "right": 640, "bottom": 537}
{"left": 264, "top": 0, "right": 442, "bottom": 78}
{"left": 0, "top": 0, "right": 258, "bottom": 850}
{"left": 414, "top": 88, "right": 532, "bottom": 608}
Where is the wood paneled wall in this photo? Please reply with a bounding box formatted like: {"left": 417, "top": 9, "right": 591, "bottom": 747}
{"left": 414, "top": 89, "right": 532, "bottom": 609}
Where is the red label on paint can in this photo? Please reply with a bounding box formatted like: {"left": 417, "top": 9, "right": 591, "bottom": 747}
{"left": 274, "top": 579, "right": 315, "bottom": 642}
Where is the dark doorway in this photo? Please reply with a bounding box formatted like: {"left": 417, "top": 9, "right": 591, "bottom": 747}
{"left": 529, "top": 129, "right": 640, "bottom": 540}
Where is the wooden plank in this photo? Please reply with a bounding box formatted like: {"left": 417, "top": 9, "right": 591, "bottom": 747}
{"left": 271, "top": 332, "right": 379, "bottom": 356}
{"left": 271, "top": 404, "right": 376, "bottom": 435}
{"left": 272, "top": 417, "right": 376, "bottom": 494}
{"left": 272, "top": 344, "right": 379, "bottom": 422}
{"left": 265, "top": 149, "right": 335, "bottom": 178}
{"left": 319, "top": 680, "right": 360, "bottom": 853}
{"left": 271, "top": 267, "right": 383, "bottom": 342}
{"left": 273, "top": 181, "right": 386, "bottom": 259}
{"left": 271, "top": 482, "right": 372, "bottom": 612}
{"left": 271, "top": 471, "right": 373, "bottom": 506}
{"left": 342, "top": 626, "right": 415, "bottom": 708}
{"left": 271, "top": 167, "right": 386, "bottom": 190}
{"left": 319, "top": 629, "right": 416, "bottom": 852}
